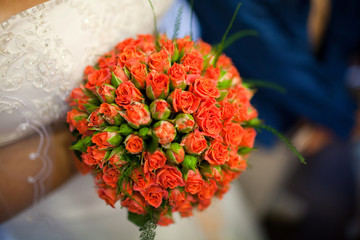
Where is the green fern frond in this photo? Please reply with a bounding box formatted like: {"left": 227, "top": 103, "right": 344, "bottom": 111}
{"left": 254, "top": 124, "right": 306, "bottom": 164}
{"left": 173, "top": 5, "right": 184, "bottom": 39}
{"left": 243, "top": 79, "right": 287, "bottom": 93}
{"left": 139, "top": 219, "right": 157, "bottom": 240}
{"left": 214, "top": 2, "right": 242, "bottom": 65}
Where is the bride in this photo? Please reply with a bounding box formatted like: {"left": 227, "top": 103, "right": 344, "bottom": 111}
{"left": 0, "top": 0, "right": 264, "bottom": 239}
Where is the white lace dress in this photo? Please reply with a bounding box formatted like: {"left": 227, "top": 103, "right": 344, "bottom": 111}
{"left": 0, "top": 0, "right": 264, "bottom": 239}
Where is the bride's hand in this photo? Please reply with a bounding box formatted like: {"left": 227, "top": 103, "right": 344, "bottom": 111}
{"left": 0, "top": 125, "right": 77, "bottom": 223}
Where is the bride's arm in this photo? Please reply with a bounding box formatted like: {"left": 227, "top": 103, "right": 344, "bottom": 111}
{"left": 0, "top": 125, "right": 77, "bottom": 223}
{"left": 0, "top": 0, "right": 49, "bottom": 23}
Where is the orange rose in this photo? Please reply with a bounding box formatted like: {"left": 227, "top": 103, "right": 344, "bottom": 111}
{"left": 195, "top": 40, "right": 212, "bottom": 55}
{"left": 146, "top": 71, "right": 170, "bottom": 100}
{"left": 204, "top": 140, "right": 230, "bottom": 165}
{"left": 130, "top": 63, "right": 147, "bottom": 89}
{"left": 113, "top": 66, "right": 129, "bottom": 82}
{"left": 176, "top": 36, "right": 194, "bottom": 53}
{"left": 195, "top": 99, "right": 222, "bottom": 138}
{"left": 169, "top": 188, "right": 186, "bottom": 209}
{"left": 132, "top": 167, "right": 151, "bottom": 192}
{"left": 168, "top": 89, "right": 200, "bottom": 114}
{"left": 197, "top": 199, "right": 212, "bottom": 211}
{"left": 85, "top": 69, "right": 111, "bottom": 90}
{"left": 148, "top": 49, "right": 170, "bottom": 72}
{"left": 115, "top": 37, "right": 135, "bottom": 52}
{"left": 98, "top": 50, "right": 117, "bottom": 69}
{"left": 140, "top": 184, "right": 168, "bottom": 208}
{"left": 181, "top": 50, "right": 204, "bottom": 71}
{"left": 102, "top": 165, "right": 120, "bottom": 188}
{"left": 88, "top": 108, "right": 107, "bottom": 128}
{"left": 143, "top": 150, "right": 167, "bottom": 173}
{"left": 219, "top": 100, "right": 236, "bottom": 121}
{"left": 227, "top": 151, "right": 247, "bottom": 170}
{"left": 222, "top": 123, "right": 244, "bottom": 148}
{"left": 156, "top": 165, "right": 185, "bottom": 189}
{"left": 201, "top": 165, "right": 223, "bottom": 182}
{"left": 66, "top": 108, "right": 88, "bottom": 133}
{"left": 121, "top": 192, "right": 147, "bottom": 215}
{"left": 158, "top": 210, "right": 174, "bottom": 226}
{"left": 185, "top": 170, "right": 204, "bottom": 195}
{"left": 99, "top": 103, "right": 122, "bottom": 125}
{"left": 97, "top": 187, "right": 119, "bottom": 208}
{"left": 91, "top": 131, "right": 119, "bottom": 150}
{"left": 115, "top": 81, "right": 143, "bottom": 107}
{"left": 181, "top": 129, "right": 207, "bottom": 155}
{"left": 120, "top": 102, "right": 151, "bottom": 128}
{"left": 117, "top": 46, "right": 142, "bottom": 68}
{"left": 124, "top": 134, "right": 144, "bottom": 154}
{"left": 198, "top": 179, "right": 217, "bottom": 200}
{"left": 82, "top": 146, "right": 107, "bottom": 167}
{"left": 168, "top": 63, "right": 187, "bottom": 90}
{"left": 240, "top": 128, "right": 257, "bottom": 148}
{"left": 191, "top": 77, "right": 220, "bottom": 99}
{"left": 204, "top": 65, "right": 220, "bottom": 81}
{"left": 160, "top": 39, "right": 175, "bottom": 55}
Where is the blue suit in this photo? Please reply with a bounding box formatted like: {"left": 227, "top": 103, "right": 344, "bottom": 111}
{"left": 190, "top": 0, "right": 360, "bottom": 145}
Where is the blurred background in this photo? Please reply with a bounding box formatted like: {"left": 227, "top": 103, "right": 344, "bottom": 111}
{"left": 163, "top": 0, "right": 360, "bottom": 239}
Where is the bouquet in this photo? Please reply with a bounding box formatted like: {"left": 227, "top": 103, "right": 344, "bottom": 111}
{"left": 66, "top": 2, "right": 305, "bottom": 239}
{"left": 66, "top": 33, "right": 258, "bottom": 229}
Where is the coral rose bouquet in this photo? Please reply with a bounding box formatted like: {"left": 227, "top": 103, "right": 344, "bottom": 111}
{"left": 66, "top": 2, "right": 304, "bottom": 239}
{"left": 67, "top": 32, "right": 258, "bottom": 225}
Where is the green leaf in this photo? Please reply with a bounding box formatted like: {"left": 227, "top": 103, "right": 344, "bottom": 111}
{"left": 237, "top": 147, "right": 254, "bottom": 155}
{"left": 217, "top": 79, "right": 232, "bottom": 90}
{"left": 104, "top": 126, "right": 120, "bottom": 132}
{"left": 119, "top": 123, "right": 134, "bottom": 135}
{"left": 70, "top": 136, "right": 92, "bottom": 152}
{"left": 139, "top": 127, "right": 150, "bottom": 139}
{"left": 147, "top": 135, "right": 159, "bottom": 153}
{"left": 111, "top": 71, "right": 122, "bottom": 88}
{"left": 128, "top": 212, "right": 153, "bottom": 227}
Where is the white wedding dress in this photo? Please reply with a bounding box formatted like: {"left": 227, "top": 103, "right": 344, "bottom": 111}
{"left": 0, "top": 0, "right": 264, "bottom": 239}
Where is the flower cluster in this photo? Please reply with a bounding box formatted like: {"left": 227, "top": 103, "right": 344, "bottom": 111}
{"left": 67, "top": 34, "right": 258, "bottom": 226}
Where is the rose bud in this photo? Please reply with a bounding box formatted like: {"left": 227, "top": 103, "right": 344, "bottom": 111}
{"left": 152, "top": 121, "right": 176, "bottom": 146}
{"left": 130, "top": 63, "right": 147, "bottom": 89}
{"left": 200, "top": 164, "right": 223, "bottom": 182}
{"left": 174, "top": 113, "right": 195, "bottom": 133}
{"left": 120, "top": 102, "right": 152, "bottom": 129}
{"left": 108, "top": 145, "right": 128, "bottom": 167}
{"left": 97, "top": 187, "right": 119, "bottom": 208}
{"left": 184, "top": 169, "right": 204, "bottom": 195}
{"left": 217, "top": 69, "right": 233, "bottom": 90}
{"left": 124, "top": 134, "right": 144, "bottom": 154}
{"left": 96, "top": 84, "right": 116, "bottom": 103}
{"left": 146, "top": 71, "right": 170, "bottom": 100}
{"left": 165, "top": 143, "right": 185, "bottom": 164}
{"left": 118, "top": 123, "right": 134, "bottom": 136}
{"left": 182, "top": 155, "right": 198, "bottom": 171}
{"left": 113, "top": 66, "right": 129, "bottom": 85}
{"left": 85, "top": 68, "right": 111, "bottom": 91}
{"left": 181, "top": 129, "right": 207, "bottom": 155}
{"left": 150, "top": 99, "right": 171, "bottom": 120}
{"left": 99, "top": 103, "right": 123, "bottom": 126}
{"left": 91, "top": 128, "right": 122, "bottom": 150}
{"left": 88, "top": 108, "right": 107, "bottom": 128}
{"left": 168, "top": 63, "right": 187, "bottom": 90}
